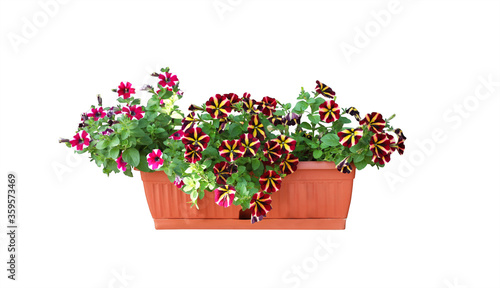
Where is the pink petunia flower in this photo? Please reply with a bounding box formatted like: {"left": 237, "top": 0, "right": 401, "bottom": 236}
{"left": 158, "top": 72, "right": 178, "bottom": 87}
{"left": 122, "top": 105, "right": 145, "bottom": 120}
{"left": 116, "top": 154, "right": 127, "bottom": 172}
{"left": 117, "top": 82, "right": 136, "bottom": 99}
{"left": 147, "top": 149, "right": 164, "bottom": 170}
{"left": 69, "top": 130, "right": 91, "bottom": 151}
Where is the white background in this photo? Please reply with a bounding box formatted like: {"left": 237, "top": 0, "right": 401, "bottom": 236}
{"left": 1, "top": 0, "right": 499, "bottom": 287}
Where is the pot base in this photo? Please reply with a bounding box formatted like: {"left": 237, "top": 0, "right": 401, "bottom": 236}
{"left": 154, "top": 218, "right": 346, "bottom": 230}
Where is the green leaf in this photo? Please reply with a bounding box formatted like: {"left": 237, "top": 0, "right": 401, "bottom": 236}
{"left": 252, "top": 158, "right": 261, "bottom": 170}
{"left": 299, "top": 122, "right": 312, "bottom": 130}
{"left": 96, "top": 140, "right": 109, "bottom": 149}
{"left": 355, "top": 161, "right": 368, "bottom": 170}
{"left": 109, "top": 147, "right": 120, "bottom": 159}
{"left": 120, "top": 129, "right": 130, "bottom": 140}
{"left": 321, "top": 133, "right": 340, "bottom": 147}
{"left": 313, "top": 150, "right": 323, "bottom": 159}
{"left": 122, "top": 148, "right": 140, "bottom": 167}
{"left": 339, "top": 117, "right": 351, "bottom": 124}
{"left": 307, "top": 114, "right": 321, "bottom": 125}
{"left": 292, "top": 101, "right": 309, "bottom": 114}
{"left": 109, "top": 135, "right": 120, "bottom": 147}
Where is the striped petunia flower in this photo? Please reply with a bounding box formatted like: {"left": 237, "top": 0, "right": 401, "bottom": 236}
{"left": 117, "top": 82, "right": 135, "bottom": 99}
{"left": 188, "top": 104, "right": 204, "bottom": 111}
{"left": 273, "top": 135, "right": 296, "bottom": 153}
{"left": 319, "top": 100, "right": 340, "bottom": 123}
{"left": 360, "top": 112, "right": 386, "bottom": 133}
{"left": 250, "top": 192, "right": 272, "bottom": 222}
{"left": 267, "top": 114, "right": 283, "bottom": 126}
{"left": 315, "top": 80, "right": 336, "bottom": 98}
{"left": 346, "top": 107, "right": 361, "bottom": 121}
{"left": 224, "top": 93, "right": 240, "bottom": 106}
{"left": 213, "top": 161, "right": 234, "bottom": 185}
{"left": 169, "top": 130, "right": 185, "bottom": 140}
{"left": 206, "top": 94, "right": 232, "bottom": 119}
{"left": 258, "top": 96, "right": 277, "bottom": 116}
{"left": 394, "top": 128, "right": 406, "bottom": 140}
{"left": 88, "top": 107, "right": 106, "bottom": 121}
{"left": 116, "top": 154, "right": 127, "bottom": 172}
{"left": 336, "top": 157, "right": 353, "bottom": 174}
{"left": 239, "top": 133, "right": 261, "bottom": 157}
{"left": 337, "top": 128, "right": 364, "bottom": 148}
{"left": 372, "top": 153, "right": 391, "bottom": 165}
{"left": 247, "top": 114, "right": 266, "bottom": 141}
{"left": 396, "top": 137, "right": 405, "bottom": 155}
{"left": 122, "top": 105, "right": 145, "bottom": 120}
{"left": 182, "top": 127, "right": 210, "bottom": 151}
{"left": 184, "top": 144, "right": 203, "bottom": 164}
{"left": 181, "top": 112, "right": 196, "bottom": 132}
{"left": 218, "top": 140, "right": 244, "bottom": 162}
{"left": 214, "top": 185, "right": 236, "bottom": 208}
{"left": 279, "top": 153, "right": 299, "bottom": 175}
{"left": 283, "top": 113, "right": 301, "bottom": 126}
{"left": 263, "top": 140, "right": 282, "bottom": 163}
{"left": 217, "top": 117, "right": 228, "bottom": 134}
{"left": 69, "top": 130, "right": 91, "bottom": 151}
{"left": 369, "top": 133, "right": 391, "bottom": 159}
{"left": 259, "top": 170, "right": 282, "bottom": 193}
{"left": 147, "top": 149, "right": 164, "bottom": 170}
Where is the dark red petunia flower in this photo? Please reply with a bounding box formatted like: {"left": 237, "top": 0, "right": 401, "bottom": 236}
{"left": 369, "top": 133, "right": 391, "bottom": 159}
{"left": 239, "top": 133, "right": 261, "bottom": 157}
{"left": 122, "top": 105, "right": 145, "bottom": 120}
{"left": 182, "top": 127, "right": 210, "bottom": 151}
{"left": 273, "top": 135, "right": 296, "bottom": 153}
{"left": 258, "top": 96, "right": 277, "bottom": 116}
{"left": 396, "top": 137, "right": 405, "bottom": 155}
{"left": 247, "top": 115, "right": 266, "bottom": 141}
{"left": 158, "top": 72, "right": 178, "bottom": 87}
{"left": 336, "top": 157, "right": 353, "bottom": 174}
{"left": 214, "top": 185, "right": 236, "bottom": 208}
{"left": 250, "top": 192, "right": 272, "bottom": 219}
{"left": 117, "top": 82, "right": 136, "bottom": 99}
{"left": 206, "top": 94, "right": 232, "bottom": 119}
{"left": 181, "top": 112, "right": 196, "bottom": 132}
{"left": 279, "top": 153, "right": 299, "bottom": 175}
{"left": 315, "top": 80, "right": 335, "bottom": 98}
{"left": 259, "top": 170, "right": 282, "bottom": 193}
{"left": 87, "top": 107, "right": 106, "bottom": 121}
{"left": 69, "top": 130, "right": 91, "bottom": 151}
{"left": 218, "top": 140, "right": 244, "bottom": 162}
{"left": 319, "top": 100, "right": 340, "bottom": 123}
{"left": 346, "top": 107, "right": 361, "bottom": 121}
{"left": 184, "top": 144, "right": 203, "bottom": 164}
{"left": 372, "top": 153, "right": 391, "bottom": 165}
{"left": 394, "top": 128, "right": 407, "bottom": 140}
{"left": 224, "top": 93, "right": 240, "bottom": 106}
{"left": 283, "top": 113, "right": 301, "bottom": 126}
{"left": 169, "top": 130, "right": 185, "bottom": 140}
{"left": 337, "top": 128, "right": 363, "bottom": 148}
{"left": 217, "top": 117, "right": 228, "bottom": 134}
{"left": 242, "top": 94, "right": 260, "bottom": 114}
{"left": 267, "top": 114, "right": 283, "bottom": 126}
{"left": 360, "top": 112, "right": 386, "bottom": 133}
{"left": 213, "top": 161, "right": 235, "bottom": 185}
{"left": 188, "top": 104, "right": 204, "bottom": 111}
{"left": 263, "top": 140, "right": 282, "bottom": 163}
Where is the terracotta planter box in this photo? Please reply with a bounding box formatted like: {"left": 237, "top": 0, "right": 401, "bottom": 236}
{"left": 140, "top": 161, "right": 356, "bottom": 230}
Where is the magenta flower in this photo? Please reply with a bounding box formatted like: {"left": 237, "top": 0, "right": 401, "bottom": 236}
{"left": 158, "top": 72, "right": 178, "bottom": 87}
{"left": 169, "top": 130, "right": 185, "bottom": 140}
{"left": 147, "top": 149, "right": 164, "bottom": 170}
{"left": 122, "top": 105, "right": 145, "bottom": 120}
{"left": 117, "top": 82, "right": 135, "bottom": 99}
{"left": 174, "top": 176, "right": 184, "bottom": 189}
{"left": 116, "top": 154, "right": 127, "bottom": 172}
{"left": 87, "top": 107, "right": 106, "bottom": 121}
{"left": 69, "top": 130, "right": 91, "bottom": 151}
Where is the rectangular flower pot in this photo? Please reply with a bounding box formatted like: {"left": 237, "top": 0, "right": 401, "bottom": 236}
{"left": 140, "top": 161, "right": 355, "bottom": 230}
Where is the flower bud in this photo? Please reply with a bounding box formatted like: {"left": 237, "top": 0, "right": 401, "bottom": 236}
{"left": 97, "top": 94, "right": 102, "bottom": 106}
{"left": 59, "top": 138, "right": 70, "bottom": 143}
